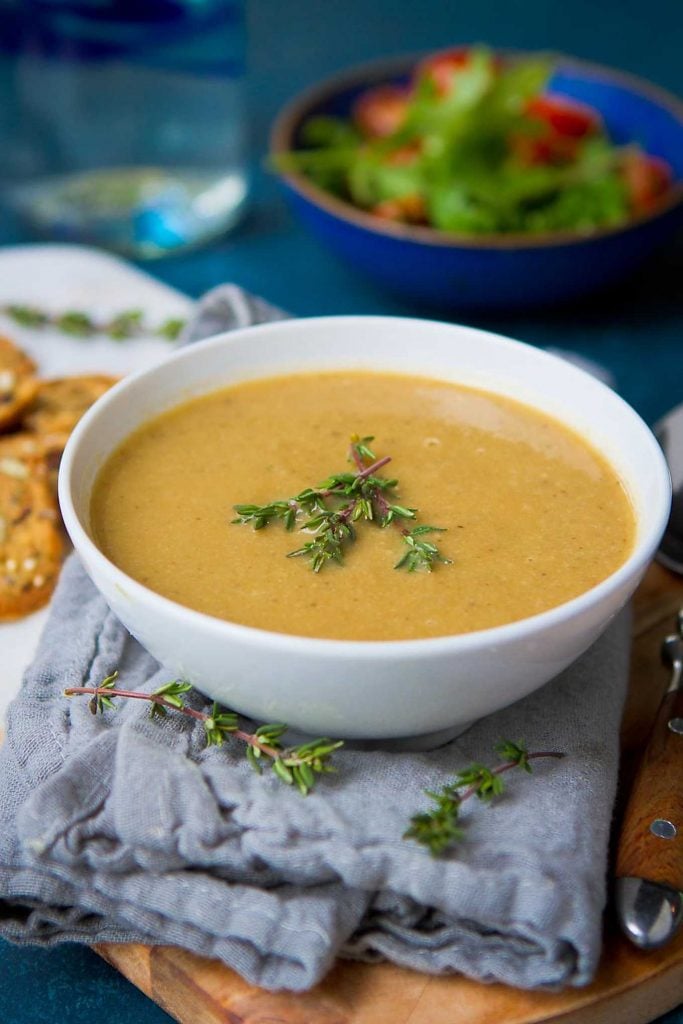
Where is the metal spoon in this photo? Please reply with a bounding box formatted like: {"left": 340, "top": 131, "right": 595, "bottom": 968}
{"left": 655, "top": 401, "right": 683, "bottom": 575}
{"left": 615, "top": 614, "right": 683, "bottom": 948}
{"left": 560, "top": 388, "right": 683, "bottom": 947}
{"left": 615, "top": 403, "right": 683, "bottom": 946}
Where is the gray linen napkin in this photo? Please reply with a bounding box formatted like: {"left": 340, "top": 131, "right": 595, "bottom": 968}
{"left": 0, "top": 287, "right": 631, "bottom": 993}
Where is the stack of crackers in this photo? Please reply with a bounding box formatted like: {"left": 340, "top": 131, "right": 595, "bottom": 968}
{"left": 0, "top": 336, "right": 117, "bottom": 620}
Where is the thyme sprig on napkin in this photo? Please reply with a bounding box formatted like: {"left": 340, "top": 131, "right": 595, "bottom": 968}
{"left": 64, "top": 677, "right": 564, "bottom": 835}
{"left": 233, "top": 434, "right": 452, "bottom": 573}
{"left": 64, "top": 673, "right": 343, "bottom": 796}
{"left": 3, "top": 303, "right": 185, "bottom": 341}
{"left": 404, "top": 741, "right": 565, "bottom": 855}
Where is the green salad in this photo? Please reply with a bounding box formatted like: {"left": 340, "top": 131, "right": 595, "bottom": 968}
{"left": 277, "top": 48, "right": 672, "bottom": 236}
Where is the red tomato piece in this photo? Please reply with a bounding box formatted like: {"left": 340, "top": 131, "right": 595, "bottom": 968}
{"left": 385, "top": 141, "right": 422, "bottom": 166}
{"left": 416, "top": 48, "right": 471, "bottom": 96}
{"left": 352, "top": 85, "right": 410, "bottom": 138}
{"left": 509, "top": 131, "right": 580, "bottom": 166}
{"left": 372, "top": 194, "right": 427, "bottom": 223}
{"left": 622, "top": 151, "right": 673, "bottom": 212}
{"left": 526, "top": 94, "right": 601, "bottom": 138}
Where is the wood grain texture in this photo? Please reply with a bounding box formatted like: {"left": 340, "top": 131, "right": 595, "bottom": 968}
{"left": 98, "top": 562, "right": 683, "bottom": 1024}
{"left": 616, "top": 684, "right": 683, "bottom": 889}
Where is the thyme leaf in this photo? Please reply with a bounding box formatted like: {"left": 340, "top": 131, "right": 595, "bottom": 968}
{"left": 2, "top": 303, "right": 185, "bottom": 341}
{"left": 404, "top": 742, "right": 565, "bottom": 855}
{"left": 233, "top": 435, "right": 452, "bottom": 572}
{"left": 66, "top": 680, "right": 561, "bottom": 825}
{"left": 64, "top": 675, "right": 343, "bottom": 796}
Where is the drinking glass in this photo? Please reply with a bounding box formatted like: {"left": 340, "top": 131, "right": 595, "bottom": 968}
{"left": 0, "top": 0, "right": 248, "bottom": 258}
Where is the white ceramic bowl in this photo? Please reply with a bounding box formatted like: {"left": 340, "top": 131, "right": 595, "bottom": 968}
{"left": 59, "top": 316, "right": 671, "bottom": 745}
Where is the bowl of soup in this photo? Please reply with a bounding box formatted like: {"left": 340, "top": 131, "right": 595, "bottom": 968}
{"left": 58, "top": 316, "right": 670, "bottom": 744}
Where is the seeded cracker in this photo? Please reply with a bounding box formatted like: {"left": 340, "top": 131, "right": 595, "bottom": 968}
{"left": 22, "top": 375, "right": 118, "bottom": 436}
{"left": 0, "top": 459, "right": 64, "bottom": 620}
{"left": 0, "top": 431, "right": 68, "bottom": 497}
{"left": 0, "top": 335, "right": 39, "bottom": 431}
{"left": 0, "top": 338, "right": 119, "bottom": 620}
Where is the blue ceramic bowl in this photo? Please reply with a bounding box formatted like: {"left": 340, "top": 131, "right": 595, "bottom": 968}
{"left": 271, "top": 53, "right": 683, "bottom": 310}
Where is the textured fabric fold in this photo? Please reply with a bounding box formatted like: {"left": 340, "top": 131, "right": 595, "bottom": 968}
{"left": 0, "top": 286, "right": 630, "bottom": 992}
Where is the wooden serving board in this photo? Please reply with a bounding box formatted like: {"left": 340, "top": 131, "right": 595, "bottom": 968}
{"left": 98, "top": 562, "right": 683, "bottom": 1024}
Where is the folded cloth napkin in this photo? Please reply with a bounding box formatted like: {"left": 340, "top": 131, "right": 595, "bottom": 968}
{"left": 0, "top": 287, "right": 631, "bottom": 993}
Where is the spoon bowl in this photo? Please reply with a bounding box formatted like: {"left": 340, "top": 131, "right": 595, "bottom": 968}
{"left": 615, "top": 876, "right": 683, "bottom": 950}
{"left": 655, "top": 402, "right": 683, "bottom": 574}
{"left": 615, "top": 611, "right": 683, "bottom": 949}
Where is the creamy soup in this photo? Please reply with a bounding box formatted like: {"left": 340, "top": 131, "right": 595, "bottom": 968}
{"left": 90, "top": 371, "right": 635, "bottom": 641}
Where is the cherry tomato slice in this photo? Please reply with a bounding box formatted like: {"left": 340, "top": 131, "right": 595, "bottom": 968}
{"left": 416, "top": 48, "right": 471, "bottom": 96}
{"left": 352, "top": 85, "right": 410, "bottom": 138}
{"left": 622, "top": 151, "right": 673, "bottom": 212}
{"left": 509, "top": 132, "right": 581, "bottom": 166}
{"left": 385, "top": 141, "right": 421, "bottom": 166}
{"left": 372, "top": 194, "right": 427, "bottom": 223}
{"left": 526, "top": 94, "right": 600, "bottom": 138}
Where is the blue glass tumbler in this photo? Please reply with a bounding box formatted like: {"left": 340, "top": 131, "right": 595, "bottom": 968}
{"left": 0, "top": 0, "right": 247, "bottom": 257}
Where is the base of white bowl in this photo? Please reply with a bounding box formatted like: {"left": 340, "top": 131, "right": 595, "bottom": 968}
{"left": 284, "top": 721, "right": 474, "bottom": 752}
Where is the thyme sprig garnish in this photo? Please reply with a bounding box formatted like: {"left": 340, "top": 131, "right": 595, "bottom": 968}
{"left": 2, "top": 304, "right": 185, "bottom": 341}
{"left": 64, "top": 673, "right": 343, "bottom": 796}
{"left": 64, "top": 677, "right": 562, "bottom": 839}
{"left": 404, "top": 741, "right": 565, "bottom": 856}
{"left": 233, "top": 434, "right": 452, "bottom": 573}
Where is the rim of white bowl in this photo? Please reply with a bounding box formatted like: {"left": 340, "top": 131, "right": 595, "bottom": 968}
{"left": 59, "top": 315, "right": 672, "bottom": 659}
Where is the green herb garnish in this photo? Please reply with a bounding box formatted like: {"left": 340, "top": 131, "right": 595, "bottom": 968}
{"left": 404, "top": 740, "right": 565, "bottom": 855}
{"left": 64, "top": 672, "right": 343, "bottom": 796}
{"left": 233, "top": 434, "right": 452, "bottom": 573}
{"left": 66, "top": 677, "right": 564, "bottom": 826}
{"left": 3, "top": 304, "right": 185, "bottom": 341}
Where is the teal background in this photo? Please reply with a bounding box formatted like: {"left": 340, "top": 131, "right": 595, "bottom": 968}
{"left": 1, "top": 0, "right": 682, "bottom": 1020}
